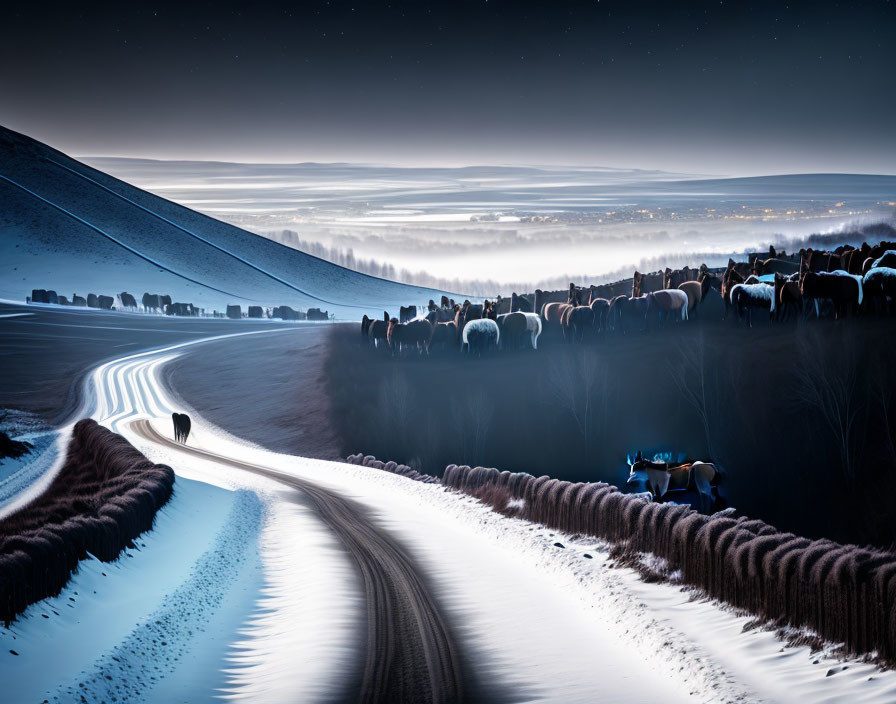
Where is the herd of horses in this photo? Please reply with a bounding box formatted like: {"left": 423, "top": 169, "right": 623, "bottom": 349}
{"left": 26, "top": 288, "right": 327, "bottom": 320}
{"left": 360, "top": 240, "right": 896, "bottom": 355}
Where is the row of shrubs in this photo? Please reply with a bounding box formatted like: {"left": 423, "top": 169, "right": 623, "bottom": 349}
{"left": 0, "top": 419, "right": 175, "bottom": 625}
{"left": 349, "top": 453, "right": 896, "bottom": 665}
{"left": 345, "top": 453, "right": 439, "bottom": 483}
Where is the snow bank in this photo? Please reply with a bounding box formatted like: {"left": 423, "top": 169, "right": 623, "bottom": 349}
{"left": 0, "top": 476, "right": 258, "bottom": 702}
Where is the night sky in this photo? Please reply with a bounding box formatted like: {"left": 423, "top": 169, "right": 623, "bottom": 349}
{"left": 2, "top": 1, "right": 895, "bottom": 174}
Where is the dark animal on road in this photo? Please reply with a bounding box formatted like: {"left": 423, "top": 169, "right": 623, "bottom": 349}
{"left": 429, "top": 321, "right": 458, "bottom": 353}
{"left": 400, "top": 305, "right": 418, "bottom": 324}
{"left": 172, "top": 412, "right": 192, "bottom": 443}
{"left": 248, "top": 306, "right": 264, "bottom": 319}
{"left": 30, "top": 289, "right": 48, "bottom": 304}
{"left": 361, "top": 314, "right": 373, "bottom": 338}
{"left": 57, "top": 295, "right": 70, "bottom": 305}
{"left": 119, "top": 292, "right": 138, "bottom": 309}
{"left": 87, "top": 293, "right": 99, "bottom": 308}
{"left": 160, "top": 295, "right": 172, "bottom": 308}
{"left": 307, "top": 308, "right": 329, "bottom": 321}
{"left": 226, "top": 304, "right": 242, "bottom": 320}
{"left": 72, "top": 294, "right": 87, "bottom": 307}
{"left": 97, "top": 295, "right": 114, "bottom": 310}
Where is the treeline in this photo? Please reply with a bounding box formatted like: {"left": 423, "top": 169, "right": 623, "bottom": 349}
{"left": 0, "top": 419, "right": 175, "bottom": 625}
{"left": 268, "top": 221, "right": 895, "bottom": 297}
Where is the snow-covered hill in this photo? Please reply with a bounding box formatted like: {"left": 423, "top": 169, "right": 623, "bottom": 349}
{"left": 0, "top": 126, "right": 467, "bottom": 318}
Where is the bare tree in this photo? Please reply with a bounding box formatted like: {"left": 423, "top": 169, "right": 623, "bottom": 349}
{"left": 667, "top": 329, "right": 721, "bottom": 463}
{"left": 792, "top": 327, "right": 862, "bottom": 484}
{"left": 378, "top": 370, "right": 414, "bottom": 457}
{"left": 871, "top": 354, "right": 896, "bottom": 468}
{"left": 547, "top": 348, "right": 610, "bottom": 465}
{"left": 451, "top": 389, "right": 495, "bottom": 465}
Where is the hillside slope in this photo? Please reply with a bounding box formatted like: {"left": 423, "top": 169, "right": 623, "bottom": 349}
{"left": 0, "top": 126, "right": 465, "bottom": 318}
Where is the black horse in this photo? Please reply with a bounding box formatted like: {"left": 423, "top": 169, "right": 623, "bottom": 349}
{"left": 172, "top": 412, "right": 192, "bottom": 443}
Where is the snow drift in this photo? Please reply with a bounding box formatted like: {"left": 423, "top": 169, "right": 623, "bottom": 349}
{"left": 0, "top": 419, "right": 174, "bottom": 625}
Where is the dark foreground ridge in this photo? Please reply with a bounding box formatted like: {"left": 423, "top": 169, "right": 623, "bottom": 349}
{"left": 132, "top": 420, "right": 471, "bottom": 704}
{"left": 0, "top": 419, "right": 175, "bottom": 625}
{"left": 347, "top": 453, "right": 896, "bottom": 667}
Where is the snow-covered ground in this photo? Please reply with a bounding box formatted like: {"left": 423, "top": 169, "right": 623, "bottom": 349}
{"left": 4, "top": 335, "right": 896, "bottom": 702}
{"left": 0, "top": 126, "right": 466, "bottom": 318}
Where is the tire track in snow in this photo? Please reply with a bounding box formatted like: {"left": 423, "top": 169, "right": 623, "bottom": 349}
{"left": 133, "top": 420, "right": 468, "bottom": 704}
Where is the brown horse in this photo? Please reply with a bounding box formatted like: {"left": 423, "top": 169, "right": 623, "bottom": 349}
{"left": 753, "top": 257, "right": 799, "bottom": 276}
{"left": 562, "top": 305, "right": 595, "bottom": 341}
{"left": 773, "top": 273, "right": 803, "bottom": 322}
{"left": 388, "top": 318, "right": 433, "bottom": 354}
{"left": 455, "top": 301, "right": 484, "bottom": 342}
{"left": 800, "top": 248, "right": 843, "bottom": 275}
{"left": 429, "top": 321, "right": 458, "bottom": 353}
{"left": 720, "top": 261, "right": 745, "bottom": 320}
{"left": 368, "top": 311, "right": 390, "bottom": 348}
{"left": 542, "top": 301, "right": 573, "bottom": 329}
{"left": 800, "top": 271, "right": 861, "bottom": 319}
{"left": 678, "top": 274, "right": 711, "bottom": 316}
{"left": 590, "top": 297, "right": 611, "bottom": 331}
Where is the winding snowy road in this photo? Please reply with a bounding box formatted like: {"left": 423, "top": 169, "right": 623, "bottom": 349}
{"left": 6, "top": 332, "right": 896, "bottom": 703}
{"left": 133, "top": 419, "right": 468, "bottom": 704}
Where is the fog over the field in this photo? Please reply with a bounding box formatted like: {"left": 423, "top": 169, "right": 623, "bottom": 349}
{"left": 85, "top": 157, "right": 896, "bottom": 293}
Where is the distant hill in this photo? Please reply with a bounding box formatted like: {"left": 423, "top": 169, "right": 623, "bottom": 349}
{"left": 0, "top": 126, "right": 467, "bottom": 318}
